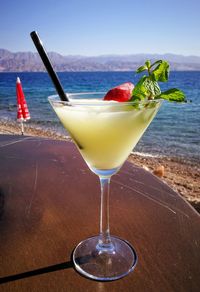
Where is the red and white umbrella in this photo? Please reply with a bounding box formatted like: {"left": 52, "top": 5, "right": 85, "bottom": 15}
{"left": 16, "top": 77, "right": 30, "bottom": 135}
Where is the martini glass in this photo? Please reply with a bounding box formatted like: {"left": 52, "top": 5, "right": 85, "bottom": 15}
{"left": 49, "top": 92, "right": 162, "bottom": 281}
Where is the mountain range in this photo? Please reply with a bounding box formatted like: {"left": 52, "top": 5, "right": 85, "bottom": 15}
{"left": 0, "top": 49, "right": 200, "bottom": 72}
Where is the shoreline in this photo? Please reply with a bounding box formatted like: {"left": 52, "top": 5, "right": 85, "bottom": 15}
{"left": 1, "top": 121, "right": 200, "bottom": 213}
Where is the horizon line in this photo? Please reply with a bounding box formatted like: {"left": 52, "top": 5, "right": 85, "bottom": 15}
{"left": 1, "top": 48, "right": 200, "bottom": 58}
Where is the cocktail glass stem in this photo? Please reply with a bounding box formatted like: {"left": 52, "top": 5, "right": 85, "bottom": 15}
{"left": 98, "top": 177, "right": 114, "bottom": 251}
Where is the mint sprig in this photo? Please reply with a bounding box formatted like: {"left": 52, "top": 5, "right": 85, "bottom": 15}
{"left": 131, "top": 60, "right": 186, "bottom": 102}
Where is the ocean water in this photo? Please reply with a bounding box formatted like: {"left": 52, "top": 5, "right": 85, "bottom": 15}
{"left": 0, "top": 71, "right": 200, "bottom": 163}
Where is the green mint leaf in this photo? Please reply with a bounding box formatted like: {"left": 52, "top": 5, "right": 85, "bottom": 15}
{"left": 133, "top": 59, "right": 187, "bottom": 102}
{"left": 151, "top": 60, "right": 169, "bottom": 82}
{"left": 145, "top": 60, "right": 151, "bottom": 69}
{"left": 131, "top": 76, "right": 149, "bottom": 100}
{"left": 158, "top": 88, "right": 186, "bottom": 102}
{"left": 136, "top": 65, "right": 148, "bottom": 73}
{"left": 143, "top": 78, "right": 161, "bottom": 97}
{"left": 131, "top": 76, "right": 161, "bottom": 101}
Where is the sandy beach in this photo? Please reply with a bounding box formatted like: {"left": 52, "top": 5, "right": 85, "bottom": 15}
{"left": 1, "top": 120, "right": 200, "bottom": 213}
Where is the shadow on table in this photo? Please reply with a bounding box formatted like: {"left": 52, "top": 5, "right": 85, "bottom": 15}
{"left": 0, "top": 260, "right": 73, "bottom": 284}
{"left": 0, "top": 253, "right": 94, "bottom": 284}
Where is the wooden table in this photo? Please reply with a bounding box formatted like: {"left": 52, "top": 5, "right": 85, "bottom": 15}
{"left": 0, "top": 135, "right": 199, "bottom": 292}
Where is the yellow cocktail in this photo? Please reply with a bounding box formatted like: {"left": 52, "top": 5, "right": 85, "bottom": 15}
{"left": 52, "top": 95, "right": 161, "bottom": 174}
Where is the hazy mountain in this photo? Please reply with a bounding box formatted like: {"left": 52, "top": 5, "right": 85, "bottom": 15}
{"left": 0, "top": 49, "right": 200, "bottom": 72}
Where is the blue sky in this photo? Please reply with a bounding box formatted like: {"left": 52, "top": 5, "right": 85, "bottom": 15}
{"left": 1, "top": 0, "right": 200, "bottom": 56}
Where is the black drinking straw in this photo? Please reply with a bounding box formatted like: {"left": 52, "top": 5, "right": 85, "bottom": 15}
{"left": 30, "top": 31, "right": 68, "bottom": 102}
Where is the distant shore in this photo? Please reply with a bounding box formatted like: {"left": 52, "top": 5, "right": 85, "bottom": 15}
{"left": 1, "top": 49, "right": 200, "bottom": 71}
{"left": 1, "top": 120, "right": 199, "bottom": 214}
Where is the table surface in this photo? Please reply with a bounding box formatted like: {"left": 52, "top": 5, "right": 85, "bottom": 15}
{"left": 0, "top": 135, "right": 199, "bottom": 292}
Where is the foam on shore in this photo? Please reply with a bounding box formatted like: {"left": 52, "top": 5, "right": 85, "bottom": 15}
{"left": 131, "top": 151, "right": 163, "bottom": 159}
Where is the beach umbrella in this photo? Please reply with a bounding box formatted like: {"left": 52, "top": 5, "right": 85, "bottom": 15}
{"left": 16, "top": 77, "right": 30, "bottom": 135}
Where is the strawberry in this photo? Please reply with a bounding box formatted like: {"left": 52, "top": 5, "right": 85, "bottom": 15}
{"left": 103, "top": 82, "right": 134, "bottom": 102}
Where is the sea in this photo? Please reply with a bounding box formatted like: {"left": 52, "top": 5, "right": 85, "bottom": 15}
{"left": 0, "top": 71, "right": 199, "bottom": 164}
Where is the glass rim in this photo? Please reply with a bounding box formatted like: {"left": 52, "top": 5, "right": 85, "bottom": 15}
{"left": 48, "top": 92, "right": 163, "bottom": 106}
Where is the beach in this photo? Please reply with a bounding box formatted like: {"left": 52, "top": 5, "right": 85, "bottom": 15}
{"left": 1, "top": 121, "right": 199, "bottom": 213}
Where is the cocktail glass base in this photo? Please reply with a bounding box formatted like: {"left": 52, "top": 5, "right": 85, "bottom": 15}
{"left": 73, "top": 235, "right": 137, "bottom": 281}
